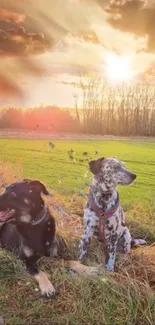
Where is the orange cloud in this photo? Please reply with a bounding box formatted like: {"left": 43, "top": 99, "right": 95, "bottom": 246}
{"left": 107, "top": 0, "right": 155, "bottom": 52}
{"left": 0, "top": 8, "right": 25, "bottom": 23}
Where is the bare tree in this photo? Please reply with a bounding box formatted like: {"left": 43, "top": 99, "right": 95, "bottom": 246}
{"left": 74, "top": 74, "right": 155, "bottom": 137}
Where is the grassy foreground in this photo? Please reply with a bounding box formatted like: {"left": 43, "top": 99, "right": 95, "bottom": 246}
{"left": 0, "top": 139, "right": 155, "bottom": 325}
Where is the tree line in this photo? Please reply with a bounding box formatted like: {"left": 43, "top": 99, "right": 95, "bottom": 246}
{"left": 74, "top": 75, "right": 155, "bottom": 136}
{"left": 0, "top": 105, "right": 79, "bottom": 132}
{"left": 1, "top": 75, "right": 155, "bottom": 136}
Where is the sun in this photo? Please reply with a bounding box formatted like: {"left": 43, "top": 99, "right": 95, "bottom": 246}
{"left": 105, "top": 53, "right": 132, "bottom": 82}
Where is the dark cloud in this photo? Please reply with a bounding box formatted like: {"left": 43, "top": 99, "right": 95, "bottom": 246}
{"left": 0, "top": 1, "right": 54, "bottom": 98}
{"left": 0, "top": 1, "right": 70, "bottom": 46}
{"left": 0, "top": 8, "right": 51, "bottom": 56}
{"left": 0, "top": 29, "right": 50, "bottom": 57}
{"left": 56, "top": 80, "right": 79, "bottom": 87}
{"left": 106, "top": 0, "right": 155, "bottom": 52}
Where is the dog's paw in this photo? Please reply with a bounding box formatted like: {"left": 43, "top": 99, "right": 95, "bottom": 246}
{"left": 68, "top": 260, "right": 100, "bottom": 277}
{"left": 34, "top": 271, "right": 57, "bottom": 299}
{"left": 105, "top": 258, "right": 115, "bottom": 272}
{"left": 40, "top": 282, "right": 57, "bottom": 299}
{"left": 105, "top": 265, "right": 114, "bottom": 272}
{"left": 131, "top": 239, "right": 147, "bottom": 247}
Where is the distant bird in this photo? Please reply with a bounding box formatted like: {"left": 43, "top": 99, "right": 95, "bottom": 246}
{"left": 95, "top": 151, "right": 98, "bottom": 155}
{"left": 68, "top": 148, "right": 76, "bottom": 161}
{"left": 49, "top": 142, "right": 55, "bottom": 148}
{"left": 83, "top": 152, "right": 88, "bottom": 156}
{"left": 69, "top": 154, "right": 74, "bottom": 160}
{"left": 68, "top": 149, "right": 75, "bottom": 155}
{"left": 79, "top": 159, "right": 84, "bottom": 163}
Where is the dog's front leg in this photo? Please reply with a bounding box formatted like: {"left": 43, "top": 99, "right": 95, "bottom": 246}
{"left": 121, "top": 227, "right": 132, "bottom": 253}
{"left": 79, "top": 225, "right": 96, "bottom": 261}
{"left": 26, "top": 256, "right": 56, "bottom": 299}
{"left": 105, "top": 234, "right": 118, "bottom": 272}
{"left": 79, "top": 209, "right": 98, "bottom": 261}
{"left": 79, "top": 233, "right": 92, "bottom": 261}
{"left": 34, "top": 270, "right": 56, "bottom": 299}
{"left": 20, "top": 248, "right": 56, "bottom": 299}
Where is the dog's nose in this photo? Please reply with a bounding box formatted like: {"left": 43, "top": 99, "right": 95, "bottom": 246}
{"left": 132, "top": 173, "right": 137, "bottom": 180}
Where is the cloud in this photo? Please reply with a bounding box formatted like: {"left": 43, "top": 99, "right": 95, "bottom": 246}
{"left": 0, "top": 8, "right": 51, "bottom": 57}
{"left": 0, "top": 29, "right": 50, "bottom": 57}
{"left": 0, "top": 8, "right": 25, "bottom": 23}
{"left": 81, "top": 31, "right": 101, "bottom": 44}
{"left": 106, "top": 0, "right": 155, "bottom": 52}
{"left": 0, "top": 2, "right": 53, "bottom": 99}
{"left": 56, "top": 80, "right": 78, "bottom": 86}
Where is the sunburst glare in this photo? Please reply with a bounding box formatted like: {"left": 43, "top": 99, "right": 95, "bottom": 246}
{"left": 105, "top": 53, "right": 133, "bottom": 82}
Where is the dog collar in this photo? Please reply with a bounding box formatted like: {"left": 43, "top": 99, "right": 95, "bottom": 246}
{"left": 88, "top": 189, "right": 120, "bottom": 242}
{"left": 31, "top": 204, "right": 48, "bottom": 226}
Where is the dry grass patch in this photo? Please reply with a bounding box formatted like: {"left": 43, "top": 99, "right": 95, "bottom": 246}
{"left": 0, "top": 248, "right": 155, "bottom": 325}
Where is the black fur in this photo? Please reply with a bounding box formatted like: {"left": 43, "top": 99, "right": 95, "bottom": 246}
{"left": 0, "top": 179, "right": 56, "bottom": 298}
{"left": 89, "top": 157, "right": 105, "bottom": 175}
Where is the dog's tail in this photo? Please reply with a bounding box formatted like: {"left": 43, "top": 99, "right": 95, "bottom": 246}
{"left": 131, "top": 238, "right": 147, "bottom": 247}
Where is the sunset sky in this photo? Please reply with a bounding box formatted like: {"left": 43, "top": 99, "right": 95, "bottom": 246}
{"left": 0, "top": 0, "right": 155, "bottom": 108}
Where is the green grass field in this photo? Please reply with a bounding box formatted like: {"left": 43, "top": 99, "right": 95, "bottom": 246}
{"left": 0, "top": 139, "right": 155, "bottom": 204}
{"left": 0, "top": 139, "right": 155, "bottom": 325}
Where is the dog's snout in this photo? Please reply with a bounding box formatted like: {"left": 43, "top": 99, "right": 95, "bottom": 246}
{"left": 131, "top": 173, "right": 137, "bottom": 180}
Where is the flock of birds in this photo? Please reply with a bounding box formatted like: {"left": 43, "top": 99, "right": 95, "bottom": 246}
{"left": 48, "top": 142, "right": 99, "bottom": 196}
{"left": 49, "top": 141, "right": 98, "bottom": 163}
{"left": 68, "top": 149, "right": 98, "bottom": 162}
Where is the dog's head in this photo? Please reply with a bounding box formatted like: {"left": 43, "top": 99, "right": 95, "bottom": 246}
{"left": 0, "top": 179, "right": 50, "bottom": 224}
{"left": 89, "top": 157, "right": 136, "bottom": 192}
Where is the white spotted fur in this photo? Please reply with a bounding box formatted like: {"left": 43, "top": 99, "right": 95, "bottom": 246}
{"left": 79, "top": 157, "right": 146, "bottom": 272}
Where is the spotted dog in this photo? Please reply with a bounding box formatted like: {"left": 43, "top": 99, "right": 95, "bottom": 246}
{"left": 79, "top": 157, "right": 146, "bottom": 272}
{"left": 0, "top": 179, "right": 57, "bottom": 298}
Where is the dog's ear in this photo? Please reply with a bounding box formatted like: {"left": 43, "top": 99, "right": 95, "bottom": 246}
{"left": 89, "top": 157, "right": 105, "bottom": 175}
{"left": 31, "top": 180, "right": 50, "bottom": 195}
{"left": 24, "top": 179, "right": 50, "bottom": 195}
